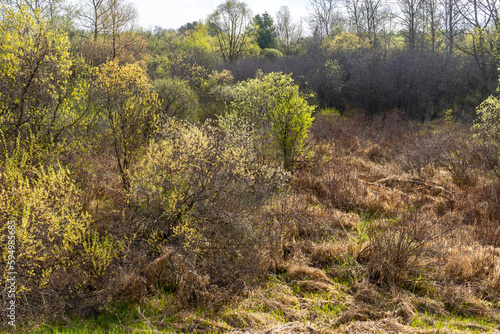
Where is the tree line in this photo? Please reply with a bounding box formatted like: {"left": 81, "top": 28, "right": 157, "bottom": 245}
{"left": 2, "top": 0, "right": 498, "bottom": 120}
{"left": 150, "top": 0, "right": 500, "bottom": 120}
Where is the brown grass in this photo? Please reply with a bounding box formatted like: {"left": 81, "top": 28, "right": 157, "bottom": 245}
{"left": 287, "top": 265, "right": 331, "bottom": 283}
{"left": 113, "top": 116, "right": 500, "bottom": 332}
{"left": 336, "top": 319, "right": 422, "bottom": 334}
{"left": 13, "top": 114, "right": 500, "bottom": 333}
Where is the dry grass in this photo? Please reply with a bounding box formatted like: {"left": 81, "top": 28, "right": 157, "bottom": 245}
{"left": 11, "top": 115, "right": 500, "bottom": 333}
{"left": 305, "top": 241, "right": 353, "bottom": 266}
{"left": 336, "top": 319, "right": 423, "bottom": 333}
{"left": 96, "top": 116, "right": 500, "bottom": 332}
{"left": 287, "top": 265, "right": 331, "bottom": 283}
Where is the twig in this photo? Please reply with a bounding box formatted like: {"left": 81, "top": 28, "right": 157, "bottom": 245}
{"left": 137, "top": 306, "right": 161, "bottom": 334}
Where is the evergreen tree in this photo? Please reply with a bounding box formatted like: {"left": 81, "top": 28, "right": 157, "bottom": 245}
{"left": 253, "top": 12, "right": 277, "bottom": 49}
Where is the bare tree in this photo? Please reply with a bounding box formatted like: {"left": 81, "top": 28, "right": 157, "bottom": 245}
{"left": 456, "top": 0, "right": 499, "bottom": 85}
{"left": 79, "top": 0, "right": 110, "bottom": 41}
{"left": 421, "top": 0, "right": 441, "bottom": 51}
{"left": 441, "top": 0, "right": 462, "bottom": 57}
{"left": 208, "top": 0, "right": 252, "bottom": 62}
{"left": 345, "top": 0, "right": 392, "bottom": 47}
{"left": 104, "top": 0, "right": 138, "bottom": 59}
{"left": 308, "top": 0, "right": 344, "bottom": 39}
{"left": 398, "top": 0, "right": 424, "bottom": 49}
{"left": 79, "top": 0, "right": 136, "bottom": 45}
{"left": 275, "top": 6, "right": 303, "bottom": 56}
{"left": 1, "top": 0, "right": 70, "bottom": 23}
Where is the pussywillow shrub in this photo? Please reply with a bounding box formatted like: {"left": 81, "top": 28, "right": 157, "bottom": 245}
{"left": 0, "top": 140, "right": 122, "bottom": 318}
{"left": 130, "top": 117, "right": 289, "bottom": 288}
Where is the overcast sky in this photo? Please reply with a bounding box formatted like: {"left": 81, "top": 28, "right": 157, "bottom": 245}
{"left": 131, "top": 0, "right": 310, "bottom": 31}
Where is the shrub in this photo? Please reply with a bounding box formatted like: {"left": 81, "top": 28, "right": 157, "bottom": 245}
{"left": 0, "top": 6, "right": 79, "bottom": 144}
{"left": 359, "top": 211, "right": 435, "bottom": 285}
{"left": 261, "top": 48, "right": 283, "bottom": 59}
{"left": 0, "top": 143, "right": 121, "bottom": 317}
{"left": 130, "top": 118, "right": 289, "bottom": 289}
{"left": 91, "top": 60, "right": 160, "bottom": 190}
{"left": 228, "top": 71, "right": 315, "bottom": 169}
{"left": 153, "top": 77, "right": 199, "bottom": 121}
{"left": 473, "top": 89, "right": 500, "bottom": 179}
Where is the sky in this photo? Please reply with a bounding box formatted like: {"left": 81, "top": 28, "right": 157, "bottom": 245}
{"left": 131, "top": 0, "right": 311, "bottom": 31}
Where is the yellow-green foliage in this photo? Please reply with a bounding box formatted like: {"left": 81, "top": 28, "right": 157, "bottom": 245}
{"left": 473, "top": 86, "right": 500, "bottom": 177}
{"left": 323, "top": 32, "right": 370, "bottom": 54}
{"left": 181, "top": 23, "right": 221, "bottom": 66}
{"left": 130, "top": 118, "right": 289, "bottom": 256}
{"left": 0, "top": 5, "right": 73, "bottom": 141}
{"left": 92, "top": 60, "right": 160, "bottom": 188}
{"left": 473, "top": 90, "right": 500, "bottom": 152}
{"left": 229, "top": 71, "right": 315, "bottom": 169}
{"left": 153, "top": 77, "right": 199, "bottom": 121}
{"left": 261, "top": 48, "right": 284, "bottom": 59}
{"left": 0, "top": 144, "right": 121, "bottom": 306}
{"left": 204, "top": 69, "right": 234, "bottom": 89}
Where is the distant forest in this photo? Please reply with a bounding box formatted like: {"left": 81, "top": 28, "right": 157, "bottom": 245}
{"left": 1, "top": 0, "right": 497, "bottom": 122}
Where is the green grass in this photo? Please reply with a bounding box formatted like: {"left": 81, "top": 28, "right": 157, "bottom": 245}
{"left": 410, "top": 311, "right": 500, "bottom": 333}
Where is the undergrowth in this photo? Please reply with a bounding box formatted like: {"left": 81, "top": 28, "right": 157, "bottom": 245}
{"left": 3, "top": 111, "right": 500, "bottom": 333}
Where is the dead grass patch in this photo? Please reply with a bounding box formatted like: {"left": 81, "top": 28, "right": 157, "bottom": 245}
{"left": 295, "top": 280, "right": 338, "bottom": 295}
{"left": 301, "top": 241, "right": 353, "bottom": 267}
{"left": 228, "top": 322, "right": 317, "bottom": 333}
{"left": 287, "top": 265, "right": 331, "bottom": 283}
{"left": 440, "top": 285, "right": 494, "bottom": 318}
{"left": 335, "top": 302, "right": 387, "bottom": 325}
{"left": 441, "top": 243, "right": 499, "bottom": 288}
{"left": 388, "top": 293, "right": 418, "bottom": 322}
{"left": 365, "top": 143, "right": 388, "bottom": 163}
{"left": 353, "top": 281, "right": 383, "bottom": 305}
{"left": 110, "top": 271, "right": 147, "bottom": 304}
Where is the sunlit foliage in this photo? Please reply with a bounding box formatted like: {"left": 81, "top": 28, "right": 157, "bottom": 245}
{"left": 0, "top": 5, "right": 77, "bottom": 143}
{"left": 228, "top": 71, "right": 315, "bottom": 169}
{"left": 91, "top": 60, "right": 159, "bottom": 189}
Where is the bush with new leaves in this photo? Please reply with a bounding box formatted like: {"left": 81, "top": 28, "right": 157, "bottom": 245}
{"left": 228, "top": 71, "right": 315, "bottom": 169}
{"left": 153, "top": 77, "right": 199, "bottom": 121}
{"left": 91, "top": 60, "right": 160, "bottom": 190}
{"left": 0, "top": 143, "right": 121, "bottom": 317}
{"left": 473, "top": 87, "right": 500, "bottom": 178}
{"left": 130, "top": 117, "right": 289, "bottom": 287}
{"left": 0, "top": 6, "right": 78, "bottom": 144}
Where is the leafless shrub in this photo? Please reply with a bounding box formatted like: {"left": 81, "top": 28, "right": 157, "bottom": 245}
{"left": 397, "top": 132, "right": 446, "bottom": 177}
{"left": 437, "top": 131, "right": 482, "bottom": 188}
{"left": 365, "top": 144, "right": 387, "bottom": 163}
{"left": 359, "top": 211, "right": 436, "bottom": 285}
